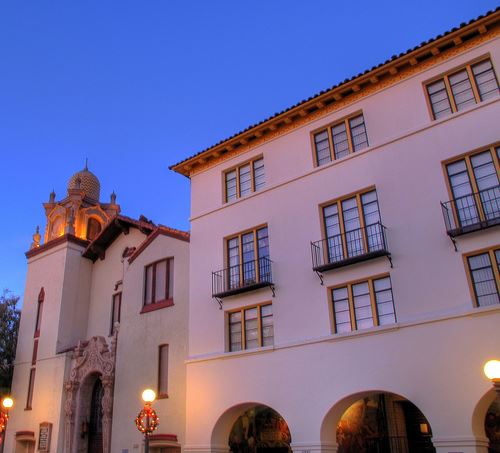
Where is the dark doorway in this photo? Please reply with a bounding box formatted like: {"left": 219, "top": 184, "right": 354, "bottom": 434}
{"left": 88, "top": 378, "right": 104, "bottom": 453}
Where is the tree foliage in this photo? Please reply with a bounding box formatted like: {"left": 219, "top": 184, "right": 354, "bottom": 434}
{"left": 0, "top": 290, "right": 21, "bottom": 394}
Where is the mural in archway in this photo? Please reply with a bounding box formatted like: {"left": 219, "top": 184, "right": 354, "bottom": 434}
{"left": 336, "top": 393, "right": 435, "bottom": 453}
{"left": 229, "top": 405, "right": 291, "bottom": 453}
{"left": 485, "top": 399, "right": 500, "bottom": 452}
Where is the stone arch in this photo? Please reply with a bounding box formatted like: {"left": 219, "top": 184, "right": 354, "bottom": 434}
{"left": 211, "top": 402, "right": 292, "bottom": 453}
{"left": 64, "top": 336, "right": 117, "bottom": 453}
{"left": 320, "top": 390, "right": 436, "bottom": 452}
{"left": 471, "top": 388, "right": 497, "bottom": 441}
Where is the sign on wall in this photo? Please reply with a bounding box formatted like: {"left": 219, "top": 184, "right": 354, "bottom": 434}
{"left": 38, "top": 422, "right": 52, "bottom": 452}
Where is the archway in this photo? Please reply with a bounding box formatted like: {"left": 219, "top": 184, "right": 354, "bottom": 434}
{"left": 88, "top": 377, "right": 104, "bottom": 453}
{"left": 322, "top": 392, "right": 435, "bottom": 453}
{"left": 472, "top": 389, "right": 500, "bottom": 452}
{"left": 212, "top": 403, "right": 292, "bottom": 453}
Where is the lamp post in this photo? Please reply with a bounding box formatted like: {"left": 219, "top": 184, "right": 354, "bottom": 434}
{"left": 483, "top": 359, "right": 500, "bottom": 397}
{"left": 0, "top": 397, "right": 14, "bottom": 453}
{"left": 135, "top": 389, "right": 159, "bottom": 453}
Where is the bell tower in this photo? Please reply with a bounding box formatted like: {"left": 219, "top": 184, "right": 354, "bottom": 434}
{"left": 38, "top": 164, "right": 121, "bottom": 247}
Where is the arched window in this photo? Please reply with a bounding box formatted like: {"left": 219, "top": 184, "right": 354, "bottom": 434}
{"left": 34, "top": 288, "right": 44, "bottom": 337}
{"left": 87, "top": 218, "right": 102, "bottom": 241}
{"left": 50, "top": 216, "right": 64, "bottom": 240}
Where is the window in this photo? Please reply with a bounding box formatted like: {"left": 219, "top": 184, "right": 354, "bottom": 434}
{"left": 331, "top": 275, "right": 396, "bottom": 333}
{"left": 323, "top": 189, "right": 384, "bottom": 262}
{"left": 158, "top": 344, "right": 169, "bottom": 398}
{"left": 227, "top": 226, "right": 270, "bottom": 289}
{"left": 445, "top": 145, "right": 500, "bottom": 228}
{"left": 26, "top": 367, "right": 36, "bottom": 409}
{"left": 426, "top": 58, "right": 499, "bottom": 120}
{"left": 34, "top": 288, "right": 44, "bottom": 338}
{"left": 228, "top": 303, "right": 273, "bottom": 351}
{"left": 465, "top": 247, "right": 500, "bottom": 307}
{"left": 224, "top": 157, "right": 265, "bottom": 202}
{"left": 143, "top": 258, "right": 174, "bottom": 312}
{"left": 86, "top": 217, "right": 102, "bottom": 241}
{"left": 110, "top": 292, "right": 122, "bottom": 335}
{"left": 32, "top": 339, "right": 38, "bottom": 365}
{"left": 313, "top": 113, "right": 369, "bottom": 166}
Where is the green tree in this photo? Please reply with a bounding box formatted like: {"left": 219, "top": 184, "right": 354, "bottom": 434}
{"left": 0, "top": 290, "right": 20, "bottom": 395}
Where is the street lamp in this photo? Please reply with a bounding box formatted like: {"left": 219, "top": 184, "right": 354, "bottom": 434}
{"left": 483, "top": 359, "right": 500, "bottom": 397}
{"left": 0, "top": 397, "right": 14, "bottom": 453}
{"left": 135, "top": 389, "right": 159, "bottom": 453}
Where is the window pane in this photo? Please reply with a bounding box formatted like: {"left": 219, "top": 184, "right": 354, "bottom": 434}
{"left": 374, "top": 277, "right": 396, "bottom": 325}
{"left": 449, "top": 69, "right": 476, "bottom": 111}
{"left": 261, "top": 305, "right": 274, "bottom": 346}
{"left": 447, "top": 159, "right": 479, "bottom": 227}
{"left": 145, "top": 265, "right": 153, "bottom": 305}
{"left": 349, "top": 115, "right": 369, "bottom": 151}
{"left": 168, "top": 259, "right": 174, "bottom": 299}
{"left": 225, "top": 170, "right": 237, "bottom": 202}
{"left": 472, "top": 59, "right": 500, "bottom": 101}
{"left": 332, "top": 287, "right": 351, "bottom": 333}
{"left": 154, "top": 260, "right": 167, "bottom": 302}
{"left": 468, "top": 253, "right": 500, "bottom": 307}
{"left": 353, "top": 282, "right": 374, "bottom": 330}
{"left": 159, "top": 345, "right": 169, "bottom": 395}
{"left": 26, "top": 368, "right": 36, "bottom": 409}
{"left": 242, "top": 233, "right": 256, "bottom": 284}
{"left": 229, "top": 312, "right": 242, "bottom": 351}
{"left": 342, "top": 197, "right": 364, "bottom": 257}
{"left": 239, "top": 164, "right": 252, "bottom": 197}
{"left": 332, "top": 122, "right": 350, "bottom": 159}
{"left": 228, "top": 238, "right": 240, "bottom": 289}
{"left": 253, "top": 159, "right": 265, "bottom": 191}
{"left": 427, "top": 79, "right": 452, "bottom": 119}
{"left": 314, "top": 131, "right": 331, "bottom": 166}
{"left": 245, "top": 308, "right": 259, "bottom": 349}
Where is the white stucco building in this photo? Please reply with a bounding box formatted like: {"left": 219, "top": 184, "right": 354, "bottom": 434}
{"left": 171, "top": 8, "right": 500, "bottom": 453}
{"left": 4, "top": 7, "right": 500, "bottom": 453}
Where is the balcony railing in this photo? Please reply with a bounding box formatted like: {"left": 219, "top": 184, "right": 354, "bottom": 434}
{"left": 212, "top": 257, "right": 274, "bottom": 303}
{"left": 311, "top": 222, "right": 391, "bottom": 275}
{"left": 441, "top": 185, "right": 500, "bottom": 238}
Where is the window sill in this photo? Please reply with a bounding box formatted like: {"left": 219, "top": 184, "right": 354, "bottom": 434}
{"left": 140, "top": 299, "right": 174, "bottom": 314}
{"left": 157, "top": 393, "right": 169, "bottom": 399}
{"left": 24, "top": 407, "right": 32, "bottom": 411}
{"left": 34, "top": 330, "right": 40, "bottom": 339}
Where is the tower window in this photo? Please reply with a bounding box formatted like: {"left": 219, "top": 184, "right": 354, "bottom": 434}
{"left": 87, "top": 218, "right": 102, "bottom": 241}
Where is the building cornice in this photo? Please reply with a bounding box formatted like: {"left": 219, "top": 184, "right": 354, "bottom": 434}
{"left": 170, "top": 8, "right": 500, "bottom": 177}
{"left": 25, "top": 234, "right": 89, "bottom": 259}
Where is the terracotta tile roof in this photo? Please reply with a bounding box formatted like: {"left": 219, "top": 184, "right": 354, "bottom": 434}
{"left": 128, "top": 225, "right": 190, "bottom": 264}
{"left": 170, "top": 7, "right": 500, "bottom": 175}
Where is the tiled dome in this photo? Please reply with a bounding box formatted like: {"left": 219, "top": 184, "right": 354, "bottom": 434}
{"left": 68, "top": 166, "right": 101, "bottom": 201}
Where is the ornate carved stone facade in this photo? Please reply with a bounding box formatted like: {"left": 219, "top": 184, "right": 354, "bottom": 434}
{"left": 64, "top": 334, "right": 118, "bottom": 453}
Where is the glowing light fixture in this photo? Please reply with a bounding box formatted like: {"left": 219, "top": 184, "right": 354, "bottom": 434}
{"left": 141, "top": 389, "right": 156, "bottom": 403}
{"left": 1, "top": 397, "right": 13, "bottom": 409}
{"left": 484, "top": 360, "right": 500, "bottom": 381}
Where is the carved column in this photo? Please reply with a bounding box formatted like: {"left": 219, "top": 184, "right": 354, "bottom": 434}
{"left": 100, "top": 375, "right": 114, "bottom": 453}
{"left": 64, "top": 380, "right": 79, "bottom": 453}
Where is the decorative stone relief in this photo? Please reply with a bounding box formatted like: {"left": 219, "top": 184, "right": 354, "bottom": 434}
{"left": 63, "top": 332, "right": 118, "bottom": 453}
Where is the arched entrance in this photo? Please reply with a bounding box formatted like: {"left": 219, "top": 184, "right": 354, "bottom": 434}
{"left": 323, "top": 392, "right": 435, "bottom": 453}
{"left": 484, "top": 398, "right": 500, "bottom": 452}
{"left": 88, "top": 378, "right": 104, "bottom": 453}
{"left": 223, "top": 404, "right": 291, "bottom": 453}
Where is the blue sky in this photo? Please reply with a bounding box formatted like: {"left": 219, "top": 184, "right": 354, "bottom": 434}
{"left": 0, "top": 0, "right": 497, "bottom": 298}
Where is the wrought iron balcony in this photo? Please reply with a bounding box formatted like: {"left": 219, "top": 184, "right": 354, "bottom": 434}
{"left": 311, "top": 222, "right": 391, "bottom": 278}
{"left": 212, "top": 257, "right": 274, "bottom": 305}
{"left": 441, "top": 186, "right": 500, "bottom": 238}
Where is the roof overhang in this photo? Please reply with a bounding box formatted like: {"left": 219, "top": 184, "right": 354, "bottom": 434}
{"left": 170, "top": 8, "right": 500, "bottom": 178}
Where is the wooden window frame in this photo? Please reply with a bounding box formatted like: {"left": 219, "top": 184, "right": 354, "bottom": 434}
{"left": 25, "top": 367, "right": 36, "bottom": 410}
{"left": 157, "top": 344, "right": 169, "bottom": 399}
{"left": 424, "top": 55, "right": 499, "bottom": 120}
{"left": 226, "top": 302, "right": 273, "bottom": 352}
{"left": 463, "top": 245, "right": 500, "bottom": 307}
{"left": 319, "top": 186, "right": 379, "bottom": 260}
{"left": 441, "top": 142, "right": 500, "bottom": 226}
{"left": 141, "top": 258, "right": 174, "bottom": 314}
{"left": 34, "top": 288, "right": 45, "bottom": 338}
{"left": 328, "top": 273, "right": 396, "bottom": 334}
{"left": 223, "top": 155, "right": 264, "bottom": 203}
{"left": 225, "top": 224, "right": 269, "bottom": 284}
{"left": 110, "top": 292, "right": 122, "bottom": 336}
{"left": 310, "top": 110, "right": 368, "bottom": 167}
